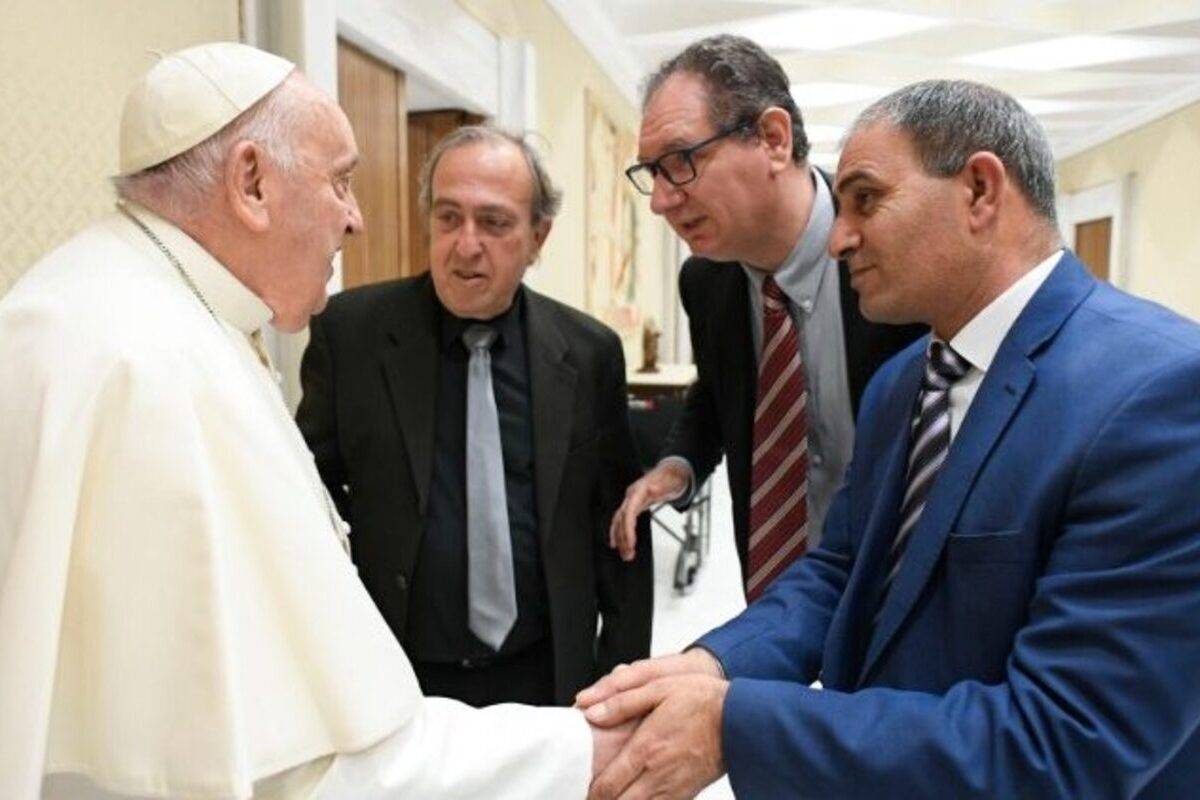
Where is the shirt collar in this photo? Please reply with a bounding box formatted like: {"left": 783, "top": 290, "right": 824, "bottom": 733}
{"left": 119, "top": 201, "right": 274, "bottom": 335}
{"left": 437, "top": 286, "right": 525, "bottom": 353}
{"left": 742, "top": 166, "right": 835, "bottom": 311}
{"left": 950, "top": 249, "right": 1064, "bottom": 372}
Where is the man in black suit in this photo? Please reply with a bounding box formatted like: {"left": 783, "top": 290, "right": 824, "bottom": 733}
{"left": 297, "top": 126, "right": 652, "bottom": 708}
{"left": 610, "top": 35, "right": 922, "bottom": 601}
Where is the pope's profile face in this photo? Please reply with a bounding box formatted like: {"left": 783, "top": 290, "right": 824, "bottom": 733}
{"left": 268, "top": 97, "right": 363, "bottom": 332}
{"left": 427, "top": 140, "right": 550, "bottom": 320}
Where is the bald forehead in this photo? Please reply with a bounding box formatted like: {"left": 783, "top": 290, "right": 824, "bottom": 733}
{"left": 834, "top": 122, "right": 921, "bottom": 194}
{"left": 434, "top": 139, "right": 534, "bottom": 196}
{"left": 290, "top": 87, "right": 359, "bottom": 169}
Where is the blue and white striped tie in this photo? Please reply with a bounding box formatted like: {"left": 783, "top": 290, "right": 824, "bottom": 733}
{"left": 875, "top": 340, "right": 971, "bottom": 623}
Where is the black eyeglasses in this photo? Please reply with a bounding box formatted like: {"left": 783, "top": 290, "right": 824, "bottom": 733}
{"left": 625, "top": 121, "right": 753, "bottom": 195}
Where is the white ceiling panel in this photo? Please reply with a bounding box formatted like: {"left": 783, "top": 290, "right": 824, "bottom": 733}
{"left": 960, "top": 34, "right": 1200, "bottom": 71}
{"left": 555, "top": 1, "right": 1200, "bottom": 160}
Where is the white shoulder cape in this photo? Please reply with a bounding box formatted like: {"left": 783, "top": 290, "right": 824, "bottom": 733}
{"left": 0, "top": 214, "right": 588, "bottom": 799}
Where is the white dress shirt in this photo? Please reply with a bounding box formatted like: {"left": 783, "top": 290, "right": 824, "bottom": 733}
{"left": 945, "top": 250, "right": 1063, "bottom": 440}
{"left": 740, "top": 167, "right": 854, "bottom": 546}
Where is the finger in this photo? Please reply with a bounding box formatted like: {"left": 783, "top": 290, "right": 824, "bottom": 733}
{"left": 613, "top": 481, "right": 649, "bottom": 559}
{"left": 608, "top": 502, "right": 627, "bottom": 550}
{"left": 580, "top": 655, "right": 690, "bottom": 706}
{"left": 617, "top": 511, "right": 638, "bottom": 561}
{"left": 576, "top": 658, "right": 657, "bottom": 707}
{"left": 578, "top": 662, "right": 629, "bottom": 707}
{"left": 621, "top": 490, "right": 645, "bottom": 557}
{"left": 614, "top": 773, "right": 660, "bottom": 800}
{"left": 620, "top": 541, "right": 635, "bottom": 562}
{"left": 587, "top": 730, "right": 645, "bottom": 800}
{"left": 584, "top": 682, "right": 663, "bottom": 727}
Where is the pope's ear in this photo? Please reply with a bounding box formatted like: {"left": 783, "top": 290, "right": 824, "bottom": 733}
{"left": 224, "top": 141, "right": 271, "bottom": 233}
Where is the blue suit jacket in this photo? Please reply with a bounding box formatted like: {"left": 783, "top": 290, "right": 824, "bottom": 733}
{"left": 698, "top": 253, "right": 1200, "bottom": 798}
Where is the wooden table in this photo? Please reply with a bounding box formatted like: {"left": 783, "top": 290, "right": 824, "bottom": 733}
{"left": 626, "top": 363, "right": 697, "bottom": 401}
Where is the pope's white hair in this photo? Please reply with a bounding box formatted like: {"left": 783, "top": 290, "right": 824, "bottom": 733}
{"left": 112, "top": 71, "right": 310, "bottom": 220}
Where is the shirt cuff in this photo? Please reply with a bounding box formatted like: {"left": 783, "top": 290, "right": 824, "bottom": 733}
{"left": 683, "top": 644, "right": 728, "bottom": 679}
{"left": 657, "top": 455, "right": 696, "bottom": 510}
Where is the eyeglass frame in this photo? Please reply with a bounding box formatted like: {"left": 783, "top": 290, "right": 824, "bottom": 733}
{"left": 624, "top": 119, "right": 755, "bottom": 196}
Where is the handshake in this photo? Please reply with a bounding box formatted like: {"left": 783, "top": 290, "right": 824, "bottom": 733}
{"left": 582, "top": 648, "right": 730, "bottom": 800}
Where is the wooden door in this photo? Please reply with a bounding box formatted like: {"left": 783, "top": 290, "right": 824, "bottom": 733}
{"left": 1075, "top": 217, "right": 1112, "bottom": 281}
{"left": 337, "top": 40, "right": 410, "bottom": 288}
{"left": 406, "top": 110, "right": 486, "bottom": 275}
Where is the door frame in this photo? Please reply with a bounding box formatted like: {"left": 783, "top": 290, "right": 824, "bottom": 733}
{"left": 1057, "top": 175, "right": 1133, "bottom": 288}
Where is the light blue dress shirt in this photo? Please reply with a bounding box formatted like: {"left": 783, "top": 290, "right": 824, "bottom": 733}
{"left": 738, "top": 168, "right": 853, "bottom": 547}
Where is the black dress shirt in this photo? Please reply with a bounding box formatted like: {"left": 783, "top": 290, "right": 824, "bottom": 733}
{"left": 404, "top": 289, "right": 549, "bottom": 663}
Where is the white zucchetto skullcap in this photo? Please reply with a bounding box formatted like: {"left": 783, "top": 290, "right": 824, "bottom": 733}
{"left": 118, "top": 41, "right": 294, "bottom": 176}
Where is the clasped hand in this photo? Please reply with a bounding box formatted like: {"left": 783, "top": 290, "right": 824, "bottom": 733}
{"left": 582, "top": 650, "right": 729, "bottom": 800}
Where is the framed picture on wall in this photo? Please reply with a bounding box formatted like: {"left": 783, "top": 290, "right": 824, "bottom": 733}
{"left": 584, "top": 91, "right": 642, "bottom": 339}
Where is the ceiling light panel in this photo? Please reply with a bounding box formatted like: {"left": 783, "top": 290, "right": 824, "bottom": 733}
{"left": 1016, "top": 97, "right": 1136, "bottom": 115}
{"left": 805, "top": 124, "right": 847, "bottom": 145}
{"left": 960, "top": 34, "right": 1200, "bottom": 71}
{"left": 791, "top": 81, "right": 891, "bottom": 108}
{"left": 631, "top": 7, "right": 946, "bottom": 52}
{"left": 736, "top": 7, "right": 946, "bottom": 51}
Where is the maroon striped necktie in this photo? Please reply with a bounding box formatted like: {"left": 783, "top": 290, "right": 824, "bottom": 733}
{"left": 746, "top": 275, "right": 809, "bottom": 602}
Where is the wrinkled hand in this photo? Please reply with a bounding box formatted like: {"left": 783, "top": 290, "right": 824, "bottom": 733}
{"left": 591, "top": 718, "right": 638, "bottom": 779}
{"left": 585, "top": 673, "right": 728, "bottom": 800}
{"left": 609, "top": 460, "right": 691, "bottom": 561}
{"left": 576, "top": 650, "right": 723, "bottom": 710}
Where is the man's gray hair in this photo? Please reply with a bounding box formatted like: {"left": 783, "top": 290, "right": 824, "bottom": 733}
{"left": 642, "top": 34, "right": 809, "bottom": 165}
{"left": 419, "top": 126, "right": 562, "bottom": 224}
{"left": 112, "top": 73, "right": 307, "bottom": 219}
{"left": 852, "top": 80, "right": 1058, "bottom": 224}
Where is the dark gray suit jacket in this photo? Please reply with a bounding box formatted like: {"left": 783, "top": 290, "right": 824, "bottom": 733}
{"left": 664, "top": 255, "right": 925, "bottom": 585}
{"left": 296, "top": 274, "right": 653, "bottom": 704}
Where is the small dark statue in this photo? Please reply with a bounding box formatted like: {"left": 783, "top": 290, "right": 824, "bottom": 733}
{"left": 639, "top": 319, "right": 661, "bottom": 373}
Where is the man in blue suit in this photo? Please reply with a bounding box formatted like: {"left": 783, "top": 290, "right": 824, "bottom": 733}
{"left": 579, "top": 79, "right": 1200, "bottom": 799}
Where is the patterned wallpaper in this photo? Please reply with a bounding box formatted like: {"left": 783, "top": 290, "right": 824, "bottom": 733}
{"left": 0, "top": 0, "right": 240, "bottom": 297}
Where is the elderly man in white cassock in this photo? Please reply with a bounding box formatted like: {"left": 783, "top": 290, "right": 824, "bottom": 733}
{"left": 0, "top": 42, "right": 630, "bottom": 799}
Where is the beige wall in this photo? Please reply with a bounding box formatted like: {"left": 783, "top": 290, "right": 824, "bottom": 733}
{"left": 458, "top": 0, "right": 673, "bottom": 364}
{"left": 0, "top": 0, "right": 241, "bottom": 296}
{"left": 1057, "top": 102, "right": 1200, "bottom": 321}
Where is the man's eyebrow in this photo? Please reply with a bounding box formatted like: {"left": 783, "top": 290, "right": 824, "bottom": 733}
{"left": 428, "top": 200, "right": 517, "bottom": 217}
{"left": 473, "top": 203, "right": 519, "bottom": 217}
{"left": 834, "top": 170, "right": 874, "bottom": 196}
{"left": 636, "top": 138, "right": 692, "bottom": 162}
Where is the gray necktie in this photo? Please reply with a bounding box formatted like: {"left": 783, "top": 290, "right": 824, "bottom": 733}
{"left": 463, "top": 324, "right": 517, "bottom": 651}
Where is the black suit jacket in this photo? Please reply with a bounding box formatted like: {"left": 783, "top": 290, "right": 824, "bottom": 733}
{"left": 296, "top": 274, "right": 652, "bottom": 704}
{"left": 663, "top": 255, "right": 924, "bottom": 584}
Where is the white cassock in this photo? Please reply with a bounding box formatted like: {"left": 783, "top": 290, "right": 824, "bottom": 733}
{"left": 0, "top": 204, "right": 592, "bottom": 799}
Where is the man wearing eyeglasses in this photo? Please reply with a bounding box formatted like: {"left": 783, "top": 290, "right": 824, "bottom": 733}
{"left": 610, "top": 34, "right": 922, "bottom": 601}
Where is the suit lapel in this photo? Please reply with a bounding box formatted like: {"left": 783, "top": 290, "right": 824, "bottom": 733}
{"left": 717, "top": 265, "right": 755, "bottom": 409}
{"left": 526, "top": 291, "right": 578, "bottom": 544}
{"left": 716, "top": 266, "right": 756, "bottom": 562}
{"left": 857, "top": 252, "right": 1094, "bottom": 684}
{"left": 858, "top": 353, "right": 1032, "bottom": 684}
{"left": 822, "top": 345, "right": 924, "bottom": 687}
{"left": 379, "top": 277, "right": 439, "bottom": 515}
